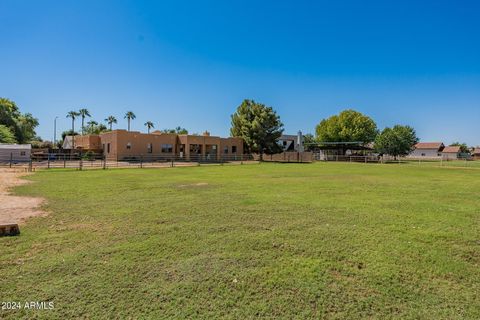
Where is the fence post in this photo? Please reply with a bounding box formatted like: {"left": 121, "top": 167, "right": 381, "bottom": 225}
{"left": 64, "top": 154, "right": 66, "bottom": 168}
{"left": 140, "top": 155, "right": 143, "bottom": 168}
{"left": 79, "top": 157, "right": 83, "bottom": 171}
{"left": 47, "top": 156, "right": 50, "bottom": 169}
{"left": 103, "top": 155, "right": 106, "bottom": 170}
{"left": 171, "top": 159, "right": 174, "bottom": 168}
{"left": 10, "top": 152, "right": 13, "bottom": 168}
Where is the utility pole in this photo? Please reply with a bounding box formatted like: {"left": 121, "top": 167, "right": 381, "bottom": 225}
{"left": 53, "top": 116, "right": 58, "bottom": 148}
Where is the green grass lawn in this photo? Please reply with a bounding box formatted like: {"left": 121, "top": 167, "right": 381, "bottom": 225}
{"left": 1, "top": 162, "right": 480, "bottom": 319}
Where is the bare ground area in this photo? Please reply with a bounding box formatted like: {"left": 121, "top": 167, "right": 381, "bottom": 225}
{"left": 0, "top": 168, "right": 45, "bottom": 224}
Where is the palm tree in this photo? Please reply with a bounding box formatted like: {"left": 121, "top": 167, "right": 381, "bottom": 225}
{"left": 78, "top": 108, "right": 91, "bottom": 135}
{"left": 144, "top": 121, "right": 154, "bottom": 134}
{"left": 105, "top": 115, "right": 117, "bottom": 131}
{"left": 85, "top": 120, "right": 98, "bottom": 135}
{"left": 124, "top": 111, "right": 136, "bottom": 131}
{"left": 66, "top": 110, "right": 80, "bottom": 148}
{"left": 87, "top": 120, "right": 98, "bottom": 129}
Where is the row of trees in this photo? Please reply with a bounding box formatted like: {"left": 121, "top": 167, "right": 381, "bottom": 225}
{"left": 0, "top": 98, "right": 39, "bottom": 144}
{"left": 229, "top": 102, "right": 420, "bottom": 158}
{"left": 65, "top": 109, "right": 136, "bottom": 136}
{"left": 64, "top": 109, "right": 189, "bottom": 139}
{"left": 315, "top": 109, "right": 418, "bottom": 157}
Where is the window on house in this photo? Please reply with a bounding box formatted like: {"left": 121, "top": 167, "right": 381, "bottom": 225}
{"left": 189, "top": 144, "right": 202, "bottom": 154}
{"left": 147, "top": 143, "right": 153, "bottom": 153}
{"left": 161, "top": 144, "right": 173, "bottom": 153}
{"left": 20, "top": 151, "right": 26, "bottom": 156}
{"left": 224, "top": 146, "right": 228, "bottom": 154}
{"left": 232, "top": 146, "right": 237, "bottom": 154}
{"left": 107, "top": 143, "right": 110, "bottom": 153}
{"left": 421, "top": 153, "right": 425, "bottom": 156}
{"left": 126, "top": 142, "right": 131, "bottom": 150}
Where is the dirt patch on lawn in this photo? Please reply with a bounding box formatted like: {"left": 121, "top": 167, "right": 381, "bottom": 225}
{"left": 177, "top": 182, "right": 209, "bottom": 188}
{"left": 0, "top": 168, "right": 46, "bottom": 225}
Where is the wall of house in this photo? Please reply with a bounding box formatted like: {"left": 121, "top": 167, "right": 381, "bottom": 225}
{"left": 442, "top": 152, "right": 460, "bottom": 160}
{"left": 219, "top": 137, "right": 244, "bottom": 157}
{"left": 409, "top": 149, "right": 442, "bottom": 158}
{"left": 177, "top": 135, "right": 243, "bottom": 160}
{"left": 0, "top": 146, "right": 31, "bottom": 162}
{"left": 73, "top": 135, "right": 102, "bottom": 150}
{"left": 102, "top": 130, "right": 178, "bottom": 160}
{"left": 99, "top": 130, "right": 244, "bottom": 160}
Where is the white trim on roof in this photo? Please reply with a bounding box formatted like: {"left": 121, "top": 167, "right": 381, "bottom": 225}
{"left": 0, "top": 144, "right": 32, "bottom": 149}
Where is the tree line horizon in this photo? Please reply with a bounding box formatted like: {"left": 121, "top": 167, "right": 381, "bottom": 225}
{"left": 0, "top": 97, "right": 473, "bottom": 156}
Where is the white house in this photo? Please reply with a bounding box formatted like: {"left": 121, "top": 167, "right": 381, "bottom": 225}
{"left": 409, "top": 142, "right": 444, "bottom": 158}
{"left": 441, "top": 146, "right": 461, "bottom": 160}
{"left": 62, "top": 136, "right": 74, "bottom": 149}
{"left": 278, "top": 131, "right": 304, "bottom": 152}
{"left": 0, "top": 144, "right": 31, "bottom": 163}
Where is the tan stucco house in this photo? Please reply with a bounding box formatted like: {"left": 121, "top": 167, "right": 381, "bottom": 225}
{"left": 65, "top": 130, "right": 244, "bottom": 160}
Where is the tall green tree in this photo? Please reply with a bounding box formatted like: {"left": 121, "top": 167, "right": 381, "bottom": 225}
{"left": 0, "top": 124, "right": 17, "bottom": 143}
{"left": 17, "top": 113, "right": 39, "bottom": 142}
{"left": 0, "top": 98, "right": 39, "bottom": 143}
{"left": 105, "top": 115, "right": 117, "bottom": 130}
{"left": 124, "top": 111, "right": 136, "bottom": 131}
{"left": 66, "top": 111, "right": 80, "bottom": 148}
{"left": 78, "top": 108, "right": 91, "bottom": 135}
{"left": 230, "top": 99, "right": 284, "bottom": 157}
{"left": 144, "top": 121, "right": 154, "bottom": 134}
{"left": 375, "top": 125, "right": 418, "bottom": 159}
{"left": 315, "top": 109, "right": 378, "bottom": 144}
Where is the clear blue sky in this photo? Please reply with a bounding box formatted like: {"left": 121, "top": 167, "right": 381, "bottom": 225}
{"left": 1, "top": 0, "right": 479, "bottom": 145}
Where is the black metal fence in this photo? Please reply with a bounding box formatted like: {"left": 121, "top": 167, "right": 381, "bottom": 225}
{"left": 0, "top": 153, "right": 257, "bottom": 171}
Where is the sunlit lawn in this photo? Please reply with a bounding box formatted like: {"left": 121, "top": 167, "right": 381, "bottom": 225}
{"left": 1, "top": 162, "right": 479, "bottom": 319}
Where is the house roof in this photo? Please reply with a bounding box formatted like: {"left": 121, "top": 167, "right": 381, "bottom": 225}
{"left": 442, "top": 146, "right": 461, "bottom": 153}
{"left": 62, "top": 136, "right": 73, "bottom": 149}
{"left": 474, "top": 148, "right": 480, "bottom": 155}
{"left": 0, "top": 143, "right": 31, "bottom": 149}
{"left": 415, "top": 142, "right": 444, "bottom": 150}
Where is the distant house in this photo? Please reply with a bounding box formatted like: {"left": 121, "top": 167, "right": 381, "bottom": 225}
{"left": 441, "top": 146, "right": 461, "bottom": 160}
{"left": 409, "top": 142, "right": 444, "bottom": 158}
{"left": 278, "top": 132, "right": 304, "bottom": 152}
{"left": 473, "top": 147, "right": 480, "bottom": 160}
{"left": 0, "top": 144, "right": 31, "bottom": 163}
